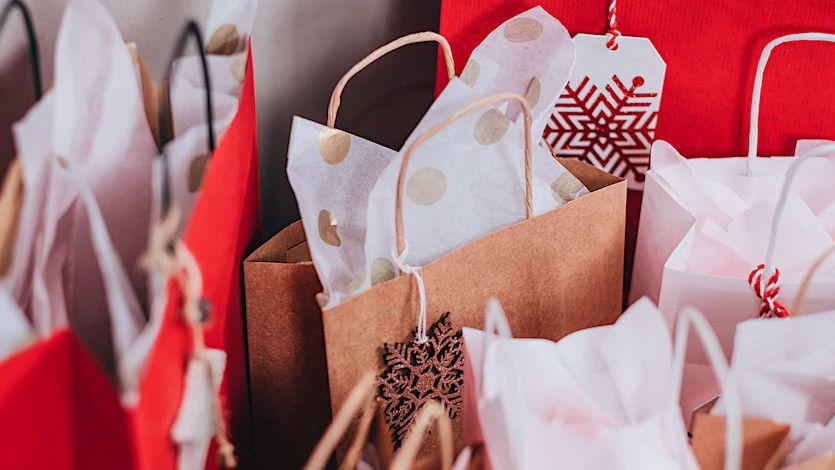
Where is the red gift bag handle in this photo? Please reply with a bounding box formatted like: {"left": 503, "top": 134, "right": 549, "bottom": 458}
{"left": 327, "top": 31, "right": 456, "bottom": 128}
{"left": 747, "top": 33, "right": 835, "bottom": 175}
{"left": 0, "top": 0, "right": 42, "bottom": 100}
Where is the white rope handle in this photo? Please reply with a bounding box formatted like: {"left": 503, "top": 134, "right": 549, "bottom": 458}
{"left": 479, "top": 299, "right": 512, "bottom": 399}
{"left": 747, "top": 33, "right": 835, "bottom": 176}
{"left": 672, "top": 307, "right": 742, "bottom": 470}
{"left": 762, "top": 143, "right": 835, "bottom": 283}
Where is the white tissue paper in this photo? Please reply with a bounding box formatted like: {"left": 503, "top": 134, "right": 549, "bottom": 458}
{"left": 715, "top": 310, "right": 835, "bottom": 466}
{"left": 294, "top": 7, "right": 587, "bottom": 308}
{"left": 462, "top": 297, "right": 700, "bottom": 469}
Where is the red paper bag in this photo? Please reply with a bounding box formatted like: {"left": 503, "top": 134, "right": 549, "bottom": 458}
{"left": 0, "top": 45, "right": 258, "bottom": 470}
{"left": 128, "top": 44, "right": 260, "bottom": 469}
{"left": 437, "top": 0, "right": 835, "bottom": 295}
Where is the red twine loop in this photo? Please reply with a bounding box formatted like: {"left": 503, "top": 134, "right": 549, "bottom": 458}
{"left": 606, "top": 0, "right": 621, "bottom": 51}
{"left": 748, "top": 264, "right": 789, "bottom": 318}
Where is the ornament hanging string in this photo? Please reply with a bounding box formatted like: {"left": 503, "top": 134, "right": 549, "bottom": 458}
{"left": 606, "top": 0, "right": 621, "bottom": 50}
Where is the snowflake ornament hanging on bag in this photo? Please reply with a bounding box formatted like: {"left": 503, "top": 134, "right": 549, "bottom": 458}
{"left": 377, "top": 312, "right": 463, "bottom": 448}
{"left": 543, "top": 34, "right": 666, "bottom": 190}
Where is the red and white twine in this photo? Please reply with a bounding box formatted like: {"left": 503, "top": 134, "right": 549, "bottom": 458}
{"left": 748, "top": 264, "right": 789, "bottom": 318}
{"left": 606, "top": 0, "right": 621, "bottom": 50}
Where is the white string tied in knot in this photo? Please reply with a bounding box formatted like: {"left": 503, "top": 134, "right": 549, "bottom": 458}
{"left": 392, "top": 242, "right": 428, "bottom": 344}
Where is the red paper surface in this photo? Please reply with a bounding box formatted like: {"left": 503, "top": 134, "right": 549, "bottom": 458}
{"left": 438, "top": 1, "right": 835, "bottom": 295}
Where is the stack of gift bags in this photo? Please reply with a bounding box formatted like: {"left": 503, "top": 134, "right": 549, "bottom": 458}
{"left": 0, "top": 0, "right": 260, "bottom": 467}
{"left": 243, "top": 6, "right": 835, "bottom": 470}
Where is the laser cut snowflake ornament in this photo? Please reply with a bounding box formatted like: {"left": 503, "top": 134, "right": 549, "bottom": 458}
{"left": 543, "top": 34, "right": 666, "bottom": 190}
{"left": 377, "top": 312, "right": 464, "bottom": 448}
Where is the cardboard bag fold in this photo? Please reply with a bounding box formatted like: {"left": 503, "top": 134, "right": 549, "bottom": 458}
{"left": 461, "top": 298, "right": 742, "bottom": 470}
{"left": 630, "top": 34, "right": 835, "bottom": 420}
{"left": 321, "top": 92, "right": 624, "bottom": 459}
{"left": 690, "top": 414, "right": 790, "bottom": 470}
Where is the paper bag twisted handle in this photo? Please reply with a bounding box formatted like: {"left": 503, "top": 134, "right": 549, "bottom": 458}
{"left": 393, "top": 93, "right": 532, "bottom": 343}
{"left": 672, "top": 307, "right": 743, "bottom": 470}
{"left": 747, "top": 33, "right": 835, "bottom": 176}
{"left": 0, "top": 0, "right": 42, "bottom": 100}
{"left": 396, "top": 92, "right": 534, "bottom": 254}
{"left": 754, "top": 142, "right": 835, "bottom": 317}
{"left": 389, "top": 401, "right": 454, "bottom": 470}
{"left": 327, "top": 32, "right": 455, "bottom": 128}
{"left": 304, "top": 371, "right": 379, "bottom": 470}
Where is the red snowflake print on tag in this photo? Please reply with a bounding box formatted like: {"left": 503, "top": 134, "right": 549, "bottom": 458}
{"left": 377, "top": 312, "right": 463, "bottom": 448}
{"left": 544, "top": 74, "right": 658, "bottom": 188}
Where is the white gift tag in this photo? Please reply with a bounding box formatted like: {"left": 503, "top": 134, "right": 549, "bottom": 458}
{"left": 543, "top": 34, "right": 666, "bottom": 190}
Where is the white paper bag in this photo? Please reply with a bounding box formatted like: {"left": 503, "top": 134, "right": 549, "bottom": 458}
{"left": 6, "top": 0, "right": 157, "bottom": 378}
{"left": 461, "top": 298, "right": 742, "bottom": 470}
{"left": 714, "top": 309, "right": 835, "bottom": 466}
{"left": 629, "top": 33, "right": 835, "bottom": 418}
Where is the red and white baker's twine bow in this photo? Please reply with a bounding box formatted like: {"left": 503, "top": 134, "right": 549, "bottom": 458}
{"left": 606, "top": 0, "right": 621, "bottom": 50}
{"left": 748, "top": 264, "right": 789, "bottom": 318}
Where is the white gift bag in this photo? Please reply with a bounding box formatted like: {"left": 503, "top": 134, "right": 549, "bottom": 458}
{"left": 713, "top": 308, "right": 835, "bottom": 466}
{"left": 6, "top": 0, "right": 157, "bottom": 378}
{"left": 629, "top": 33, "right": 835, "bottom": 418}
{"left": 461, "top": 298, "right": 742, "bottom": 470}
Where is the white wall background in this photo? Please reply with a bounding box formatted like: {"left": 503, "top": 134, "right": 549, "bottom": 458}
{"left": 0, "top": 0, "right": 440, "bottom": 238}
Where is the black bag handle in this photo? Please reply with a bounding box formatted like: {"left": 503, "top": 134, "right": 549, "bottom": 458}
{"left": 0, "top": 0, "right": 43, "bottom": 100}
{"left": 159, "top": 20, "right": 215, "bottom": 215}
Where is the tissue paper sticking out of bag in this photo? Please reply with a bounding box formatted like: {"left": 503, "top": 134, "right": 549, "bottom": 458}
{"left": 298, "top": 7, "right": 586, "bottom": 307}
{"left": 714, "top": 310, "right": 835, "bottom": 466}
{"left": 462, "top": 298, "right": 699, "bottom": 469}
{"left": 161, "top": 0, "right": 258, "bottom": 238}
{"left": 651, "top": 140, "right": 835, "bottom": 282}
{"left": 7, "top": 0, "right": 157, "bottom": 371}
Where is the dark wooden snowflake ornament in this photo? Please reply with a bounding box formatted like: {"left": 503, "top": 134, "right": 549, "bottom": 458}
{"left": 377, "top": 312, "right": 464, "bottom": 448}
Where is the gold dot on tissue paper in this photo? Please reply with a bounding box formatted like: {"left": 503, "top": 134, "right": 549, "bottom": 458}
{"left": 461, "top": 59, "right": 480, "bottom": 86}
{"left": 317, "top": 209, "right": 341, "bottom": 246}
{"left": 318, "top": 127, "right": 351, "bottom": 165}
{"left": 188, "top": 154, "right": 210, "bottom": 193}
{"left": 315, "top": 291, "right": 330, "bottom": 308}
{"left": 339, "top": 274, "right": 365, "bottom": 294}
{"left": 371, "top": 258, "right": 396, "bottom": 285}
{"left": 207, "top": 24, "right": 240, "bottom": 55}
{"left": 525, "top": 77, "right": 541, "bottom": 108}
{"left": 503, "top": 17, "right": 543, "bottom": 43}
{"left": 474, "top": 109, "right": 510, "bottom": 145}
{"left": 551, "top": 172, "right": 585, "bottom": 204}
{"left": 407, "top": 167, "right": 446, "bottom": 205}
{"left": 231, "top": 54, "right": 247, "bottom": 83}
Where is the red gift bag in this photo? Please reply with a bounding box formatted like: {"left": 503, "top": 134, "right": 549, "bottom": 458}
{"left": 0, "top": 42, "right": 258, "bottom": 469}
{"left": 127, "top": 42, "right": 260, "bottom": 469}
{"left": 437, "top": 0, "right": 835, "bottom": 295}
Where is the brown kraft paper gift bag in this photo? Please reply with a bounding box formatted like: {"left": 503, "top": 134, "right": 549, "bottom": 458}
{"left": 321, "top": 92, "right": 626, "bottom": 458}
{"left": 244, "top": 34, "right": 458, "bottom": 468}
